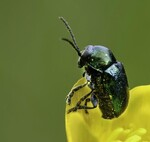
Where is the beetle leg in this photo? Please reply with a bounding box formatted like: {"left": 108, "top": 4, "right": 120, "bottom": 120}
{"left": 84, "top": 98, "right": 91, "bottom": 113}
{"left": 84, "top": 93, "right": 98, "bottom": 113}
{"left": 68, "top": 102, "right": 97, "bottom": 114}
{"left": 67, "top": 90, "right": 94, "bottom": 113}
{"left": 66, "top": 82, "right": 88, "bottom": 105}
{"left": 79, "top": 93, "right": 98, "bottom": 113}
{"left": 76, "top": 104, "right": 97, "bottom": 111}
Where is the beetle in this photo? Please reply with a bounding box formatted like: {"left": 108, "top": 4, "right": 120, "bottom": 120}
{"left": 59, "top": 17, "right": 129, "bottom": 119}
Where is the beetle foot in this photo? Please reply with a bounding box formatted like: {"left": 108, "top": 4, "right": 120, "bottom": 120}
{"left": 65, "top": 95, "right": 71, "bottom": 105}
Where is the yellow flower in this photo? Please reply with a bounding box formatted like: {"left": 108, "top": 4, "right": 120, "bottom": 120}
{"left": 65, "top": 78, "right": 150, "bottom": 142}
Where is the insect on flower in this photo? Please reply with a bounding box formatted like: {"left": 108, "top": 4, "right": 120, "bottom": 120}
{"left": 59, "top": 17, "right": 129, "bottom": 119}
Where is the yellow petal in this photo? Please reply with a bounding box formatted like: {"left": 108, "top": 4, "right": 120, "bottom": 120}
{"left": 65, "top": 78, "right": 150, "bottom": 141}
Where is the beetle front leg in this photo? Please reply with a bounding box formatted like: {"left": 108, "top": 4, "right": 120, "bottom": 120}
{"left": 66, "top": 82, "right": 88, "bottom": 105}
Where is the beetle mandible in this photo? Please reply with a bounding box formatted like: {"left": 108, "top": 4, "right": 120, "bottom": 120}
{"left": 59, "top": 17, "right": 129, "bottom": 119}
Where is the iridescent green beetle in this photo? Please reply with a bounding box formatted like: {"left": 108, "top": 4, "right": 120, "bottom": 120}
{"left": 60, "top": 17, "right": 129, "bottom": 119}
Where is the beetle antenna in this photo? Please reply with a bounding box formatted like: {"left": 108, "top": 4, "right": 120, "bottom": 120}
{"left": 61, "top": 38, "right": 77, "bottom": 50}
{"left": 59, "top": 17, "right": 81, "bottom": 56}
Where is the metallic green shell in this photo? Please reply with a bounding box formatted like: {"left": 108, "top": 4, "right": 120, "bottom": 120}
{"left": 99, "top": 62, "right": 129, "bottom": 118}
{"left": 78, "top": 45, "right": 116, "bottom": 71}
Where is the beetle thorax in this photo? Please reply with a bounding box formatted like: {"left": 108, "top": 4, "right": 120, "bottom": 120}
{"left": 78, "top": 45, "right": 116, "bottom": 71}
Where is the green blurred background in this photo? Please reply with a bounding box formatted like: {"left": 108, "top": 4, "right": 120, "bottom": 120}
{"left": 1, "top": 0, "right": 150, "bottom": 142}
